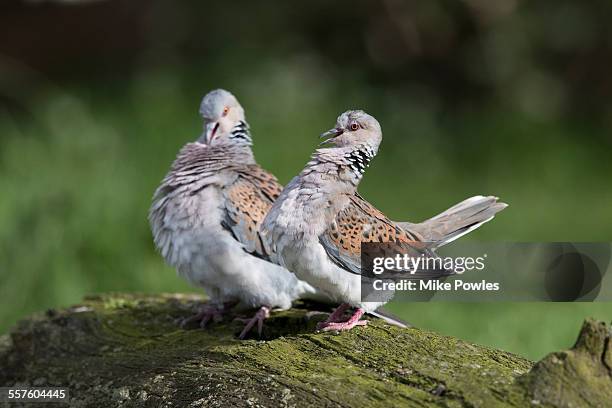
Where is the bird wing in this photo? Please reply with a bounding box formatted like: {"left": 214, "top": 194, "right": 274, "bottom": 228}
{"left": 222, "top": 166, "right": 283, "bottom": 260}
{"left": 319, "top": 193, "right": 451, "bottom": 278}
{"left": 240, "top": 165, "right": 283, "bottom": 202}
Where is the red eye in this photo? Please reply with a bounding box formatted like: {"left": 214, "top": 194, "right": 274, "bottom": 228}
{"left": 350, "top": 123, "right": 359, "bottom": 131}
{"left": 222, "top": 107, "right": 229, "bottom": 116}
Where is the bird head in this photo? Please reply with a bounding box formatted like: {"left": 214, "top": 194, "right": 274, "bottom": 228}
{"left": 320, "top": 110, "right": 382, "bottom": 153}
{"left": 198, "top": 89, "right": 250, "bottom": 145}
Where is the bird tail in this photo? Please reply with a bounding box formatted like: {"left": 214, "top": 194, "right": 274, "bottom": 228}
{"left": 369, "top": 308, "right": 410, "bottom": 328}
{"left": 398, "top": 196, "right": 508, "bottom": 249}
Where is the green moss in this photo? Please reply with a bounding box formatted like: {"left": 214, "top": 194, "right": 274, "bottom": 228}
{"left": 1, "top": 293, "right": 609, "bottom": 407}
{"left": 519, "top": 318, "right": 612, "bottom": 407}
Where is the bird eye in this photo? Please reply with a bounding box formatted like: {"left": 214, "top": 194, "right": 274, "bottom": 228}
{"left": 222, "top": 107, "right": 230, "bottom": 116}
{"left": 350, "top": 123, "right": 359, "bottom": 131}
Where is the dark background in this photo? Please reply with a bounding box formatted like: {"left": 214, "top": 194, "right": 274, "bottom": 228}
{"left": 1, "top": 0, "right": 611, "bottom": 359}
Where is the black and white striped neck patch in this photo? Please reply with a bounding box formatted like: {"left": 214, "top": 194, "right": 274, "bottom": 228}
{"left": 230, "top": 120, "right": 252, "bottom": 144}
{"left": 344, "top": 145, "right": 375, "bottom": 178}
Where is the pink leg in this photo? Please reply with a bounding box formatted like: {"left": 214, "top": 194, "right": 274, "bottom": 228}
{"left": 316, "top": 303, "right": 350, "bottom": 330}
{"left": 317, "top": 307, "right": 368, "bottom": 332}
{"left": 237, "top": 306, "right": 270, "bottom": 340}
{"left": 180, "top": 300, "right": 237, "bottom": 329}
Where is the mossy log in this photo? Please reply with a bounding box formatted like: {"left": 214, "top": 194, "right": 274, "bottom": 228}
{"left": 1, "top": 293, "right": 610, "bottom": 407}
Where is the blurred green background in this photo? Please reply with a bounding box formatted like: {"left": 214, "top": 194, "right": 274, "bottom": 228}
{"left": 1, "top": 0, "right": 611, "bottom": 360}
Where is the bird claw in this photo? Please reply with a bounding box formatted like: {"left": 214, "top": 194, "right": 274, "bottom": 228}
{"left": 180, "top": 305, "right": 224, "bottom": 329}
{"left": 317, "top": 319, "right": 368, "bottom": 332}
{"left": 324, "top": 305, "right": 351, "bottom": 323}
{"left": 237, "top": 306, "right": 270, "bottom": 339}
{"left": 315, "top": 306, "right": 367, "bottom": 332}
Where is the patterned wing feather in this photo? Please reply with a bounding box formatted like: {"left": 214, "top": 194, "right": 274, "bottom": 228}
{"left": 222, "top": 166, "right": 283, "bottom": 260}
{"left": 243, "top": 165, "right": 283, "bottom": 202}
{"left": 319, "top": 194, "right": 451, "bottom": 278}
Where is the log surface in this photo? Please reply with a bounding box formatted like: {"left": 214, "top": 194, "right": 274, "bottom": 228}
{"left": 1, "top": 293, "right": 610, "bottom": 407}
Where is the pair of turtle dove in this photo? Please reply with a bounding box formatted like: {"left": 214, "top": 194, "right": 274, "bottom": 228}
{"left": 149, "top": 89, "right": 507, "bottom": 338}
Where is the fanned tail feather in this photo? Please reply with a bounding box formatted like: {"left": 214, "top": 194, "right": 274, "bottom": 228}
{"left": 398, "top": 195, "right": 508, "bottom": 249}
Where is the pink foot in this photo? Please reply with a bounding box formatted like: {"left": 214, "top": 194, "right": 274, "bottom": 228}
{"left": 237, "top": 306, "right": 270, "bottom": 339}
{"left": 316, "top": 303, "right": 350, "bottom": 330}
{"left": 180, "top": 301, "right": 236, "bottom": 329}
{"left": 327, "top": 303, "right": 351, "bottom": 323}
{"left": 317, "top": 307, "right": 368, "bottom": 332}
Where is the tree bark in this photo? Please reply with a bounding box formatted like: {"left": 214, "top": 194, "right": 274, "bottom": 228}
{"left": 1, "top": 293, "right": 610, "bottom": 407}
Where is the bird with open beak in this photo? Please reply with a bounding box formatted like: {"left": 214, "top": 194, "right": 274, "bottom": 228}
{"left": 262, "top": 109, "right": 507, "bottom": 331}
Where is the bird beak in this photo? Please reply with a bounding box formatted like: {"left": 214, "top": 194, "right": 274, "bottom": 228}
{"left": 203, "top": 121, "right": 220, "bottom": 145}
{"left": 319, "top": 127, "right": 343, "bottom": 146}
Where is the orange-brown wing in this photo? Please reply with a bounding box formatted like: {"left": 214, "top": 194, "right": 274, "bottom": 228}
{"left": 319, "top": 194, "right": 439, "bottom": 276}
{"left": 223, "top": 175, "right": 276, "bottom": 260}
{"left": 241, "top": 165, "right": 283, "bottom": 203}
